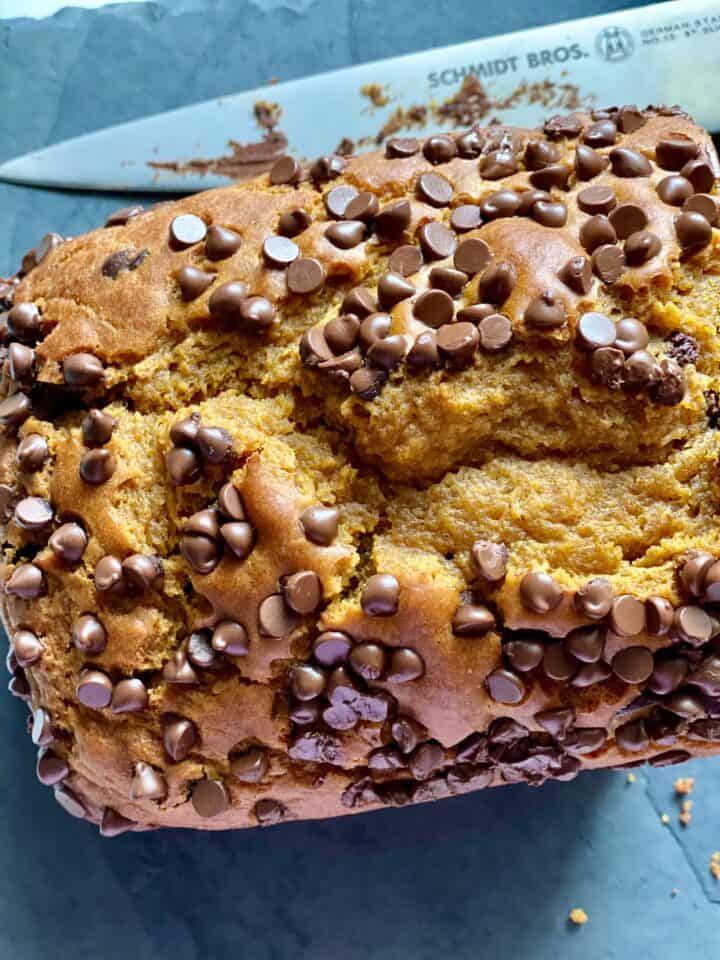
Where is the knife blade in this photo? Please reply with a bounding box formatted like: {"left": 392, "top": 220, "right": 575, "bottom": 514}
{"left": 1, "top": 0, "right": 719, "bottom": 193}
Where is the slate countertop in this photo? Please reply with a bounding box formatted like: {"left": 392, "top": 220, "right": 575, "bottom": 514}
{"left": 1, "top": 3, "right": 718, "bottom": 958}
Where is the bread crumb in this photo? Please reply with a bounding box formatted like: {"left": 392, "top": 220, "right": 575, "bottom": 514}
{"left": 360, "top": 84, "right": 390, "bottom": 108}
{"left": 679, "top": 799, "right": 693, "bottom": 827}
{"left": 626, "top": 773, "right": 636, "bottom": 784}
{"left": 674, "top": 777, "right": 695, "bottom": 796}
{"left": 670, "top": 888, "right": 680, "bottom": 897}
{"left": 661, "top": 813, "right": 670, "bottom": 825}
{"left": 711, "top": 852, "right": 720, "bottom": 880}
{"left": 569, "top": 908, "right": 588, "bottom": 925}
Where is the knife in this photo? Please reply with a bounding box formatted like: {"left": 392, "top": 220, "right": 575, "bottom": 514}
{"left": 1, "top": 0, "right": 719, "bottom": 193}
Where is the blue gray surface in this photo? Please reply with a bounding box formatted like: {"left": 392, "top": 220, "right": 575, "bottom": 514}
{"left": 1, "top": 2, "right": 718, "bottom": 958}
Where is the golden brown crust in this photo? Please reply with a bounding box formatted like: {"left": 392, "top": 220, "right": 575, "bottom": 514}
{"left": 3, "top": 104, "right": 720, "bottom": 833}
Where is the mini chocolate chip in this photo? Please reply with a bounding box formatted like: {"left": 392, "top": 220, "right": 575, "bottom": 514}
{"left": 454, "top": 237, "right": 491, "bottom": 275}
{"left": 452, "top": 603, "right": 495, "bottom": 636}
{"left": 375, "top": 199, "right": 412, "bottom": 241}
{"left": 12, "top": 629, "right": 44, "bottom": 667}
{"left": 575, "top": 144, "right": 609, "bottom": 180}
{"left": 386, "top": 137, "right": 419, "bottom": 158}
{"left": 612, "top": 646, "right": 654, "bottom": 684}
{"left": 270, "top": 155, "right": 301, "bottom": 185}
{"left": 486, "top": 667, "right": 525, "bottom": 704}
{"left": 263, "top": 235, "right": 299, "bottom": 267}
{"left": 258, "top": 593, "right": 300, "bottom": 637}
{"left": 609, "top": 595, "right": 646, "bottom": 636}
{"left": 169, "top": 214, "right": 207, "bottom": 248}
{"left": 349, "top": 642, "right": 387, "bottom": 680}
{"left": 609, "top": 203, "right": 648, "bottom": 240}
{"left": 77, "top": 668, "right": 113, "bottom": 709}
{"left": 519, "top": 571, "right": 562, "bottom": 613}
{"left": 417, "top": 172, "right": 453, "bottom": 207}
{"left": 0, "top": 392, "right": 31, "bottom": 430}
{"left": 675, "top": 211, "right": 712, "bottom": 251}
{"left": 423, "top": 135, "right": 457, "bottom": 164}
{"left": 436, "top": 321, "right": 479, "bottom": 365}
{"left": 576, "top": 312, "right": 615, "bottom": 350}
{"left": 583, "top": 119, "right": 617, "bottom": 147}
{"left": 278, "top": 208, "right": 312, "bottom": 237}
{"left": 377, "top": 271, "right": 415, "bottom": 308}
{"left": 129, "top": 762, "right": 168, "bottom": 801}
{"left": 6, "top": 562, "right": 45, "bottom": 599}
{"left": 528, "top": 164, "right": 570, "bottom": 191}
{"left": 624, "top": 230, "right": 662, "bottom": 266}
{"left": 574, "top": 578, "right": 614, "bottom": 619}
{"left": 287, "top": 257, "right": 325, "bottom": 295}
{"left": 413, "top": 289, "right": 454, "bottom": 328}
{"left": 592, "top": 244, "right": 626, "bottom": 284}
{"left": 407, "top": 331, "right": 440, "bottom": 370}
{"left": 565, "top": 625, "right": 605, "bottom": 663}
{"left": 418, "top": 221, "right": 457, "bottom": 261}
{"left": 208, "top": 281, "right": 248, "bottom": 322}
{"left": 361, "top": 573, "right": 400, "bottom": 616}
{"left": 300, "top": 504, "right": 339, "bottom": 546}
{"left": 683, "top": 193, "right": 719, "bottom": 225}
{"left": 558, "top": 256, "right": 593, "bottom": 295}
{"left": 478, "top": 262, "right": 516, "bottom": 304}
{"left": 524, "top": 290, "right": 565, "bottom": 330}
{"left": 451, "top": 204, "right": 483, "bottom": 232}
{"left": 543, "top": 642, "right": 578, "bottom": 681}
{"left": 71, "top": 614, "right": 107, "bottom": 655}
{"left": 578, "top": 185, "right": 617, "bottom": 216}
{"left": 656, "top": 137, "right": 699, "bottom": 170}
{"left": 531, "top": 200, "right": 567, "bottom": 228}
{"left": 609, "top": 147, "right": 652, "bottom": 177}
{"left": 657, "top": 175, "right": 694, "bottom": 207}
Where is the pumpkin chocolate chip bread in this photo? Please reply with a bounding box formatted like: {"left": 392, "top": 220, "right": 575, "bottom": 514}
{"left": 2, "top": 104, "right": 720, "bottom": 835}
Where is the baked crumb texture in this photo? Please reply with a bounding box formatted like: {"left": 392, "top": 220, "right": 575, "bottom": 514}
{"left": 2, "top": 105, "right": 720, "bottom": 835}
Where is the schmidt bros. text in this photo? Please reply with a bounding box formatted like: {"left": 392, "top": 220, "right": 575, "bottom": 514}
{"left": 427, "top": 44, "right": 587, "bottom": 88}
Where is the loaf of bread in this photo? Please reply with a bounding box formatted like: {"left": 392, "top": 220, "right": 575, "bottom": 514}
{"left": 2, "top": 104, "right": 720, "bottom": 835}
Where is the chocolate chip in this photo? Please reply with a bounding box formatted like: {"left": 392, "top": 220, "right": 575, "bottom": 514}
{"left": 386, "top": 245, "right": 422, "bottom": 278}
{"left": 645, "top": 596, "right": 675, "bottom": 636}
{"left": 576, "top": 312, "right": 615, "bottom": 351}
{"left": 375, "top": 199, "right": 412, "bottom": 241}
{"left": 181, "top": 530, "right": 220, "bottom": 574}
{"left": 471, "top": 540, "right": 508, "bottom": 584}
{"left": 412, "top": 289, "right": 454, "bottom": 328}
{"left": 76, "top": 668, "right": 113, "bottom": 709}
{"left": 166, "top": 447, "right": 202, "bottom": 486}
{"left": 454, "top": 237, "right": 491, "bottom": 275}
{"left": 287, "top": 257, "right": 325, "bottom": 295}
{"left": 609, "top": 147, "right": 652, "bottom": 177}
{"left": 289, "top": 663, "right": 326, "bottom": 701}
{"left": 407, "top": 331, "right": 440, "bottom": 370}
{"left": 386, "top": 137, "right": 419, "bottom": 158}
{"left": 80, "top": 448, "right": 116, "bottom": 485}
{"left": 524, "top": 139, "right": 560, "bottom": 169}
{"left": 666, "top": 691, "right": 706, "bottom": 718}
{"left": 54, "top": 785, "right": 86, "bottom": 820}
{"left": 517, "top": 189, "right": 552, "bottom": 217}
{"left": 228, "top": 747, "right": 268, "bottom": 785}
{"left": 186, "top": 630, "right": 219, "bottom": 669}
{"left": 558, "top": 256, "right": 593, "bottom": 295}
{"left": 519, "top": 571, "right": 562, "bottom": 613}
{"left": 673, "top": 604, "right": 712, "bottom": 645}
{"left": 578, "top": 185, "right": 617, "bottom": 216}
{"left": 580, "top": 215, "right": 617, "bottom": 254}
{"left": 680, "top": 156, "right": 715, "bottom": 192}
{"left": 325, "top": 185, "right": 358, "bottom": 219}
{"left": 162, "top": 649, "right": 199, "bottom": 684}
{"left": 486, "top": 667, "right": 525, "bottom": 704}
{"left": 529, "top": 164, "right": 570, "bottom": 192}
{"left": 450, "top": 204, "right": 483, "bottom": 232}
{"left": 575, "top": 144, "right": 609, "bottom": 180}
{"left": 361, "top": 573, "right": 400, "bottom": 616}
{"left": 562, "top": 728, "right": 607, "bottom": 754}
{"left": 270, "top": 155, "right": 301, "bottom": 185}
{"left": 191, "top": 779, "right": 229, "bottom": 819}
{"left": 262, "top": 235, "right": 299, "bottom": 267}
{"left": 592, "top": 244, "right": 626, "bottom": 284}
{"left": 310, "top": 155, "right": 346, "bottom": 182}
{"left": 70, "top": 612, "right": 107, "bottom": 655}
{"left": 675, "top": 211, "right": 712, "bottom": 251}
{"left": 98, "top": 808, "right": 135, "bottom": 838}
{"left": 417, "top": 172, "right": 453, "bottom": 207}
{"left": 565, "top": 624, "right": 605, "bottom": 663}
{"left": 651, "top": 357, "right": 686, "bottom": 405}
{"left": 278, "top": 208, "right": 312, "bottom": 237}
{"left": 12, "top": 629, "right": 44, "bottom": 667}
{"left": 239, "top": 296, "right": 277, "bottom": 332}
{"left": 367, "top": 334, "right": 407, "bottom": 370}
{"left": 0, "top": 392, "right": 31, "bottom": 430}
{"left": 478, "top": 262, "right": 516, "bottom": 304}
{"left": 502, "top": 637, "right": 543, "bottom": 672}
{"left": 36, "top": 748, "right": 69, "bottom": 786}
{"left": 625, "top": 230, "right": 661, "bottom": 266}
{"left": 7, "top": 343, "right": 35, "bottom": 382}
{"left": 391, "top": 716, "right": 426, "bottom": 754}
{"left": 571, "top": 660, "right": 612, "bottom": 687}
{"left": 93, "top": 555, "right": 124, "bottom": 593}
{"left": 176, "top": 265, "right": 215, "bottom": 302}
{"left": 203, "top": 225, "right": 242, "bottom": 260}
{"left": 656, "top": 137, "right": 699, "bottom": 170}
{"left": 258, "top": 593, "right": 300, "bottom": 638}
{"left": 14, "top": 496, "right": 52, "bottom": 530}
{"left": 583, "top": 120, "right": 617, "bottom": 147}
{"left": 436, "top": 321, "right": 479, "bottom": 365}
{"left": 535, "top": 707, "right": 574, "bottom": 738}
{"left": 169, "top": 214, "right": 207, "bottom": 248}
{"left": 609, "top": 595, "right": 646, "bottom": 636}
{"left": 208, "top": 620, "right": 248, "bottom": 656}
{"left": 386, "top": 647, "right": 424, "bottom": 683}
{"left": 7, "top": 302, "right": 42, "bottom": 341}
{"left": 612, "top": 646, "right": 654, "bottom": 684}
{"left": 101, "top": 247, "right": 148, "bottom": 278}
{"left": 452, "top": 603, "right": 495, "bottom": 635}
{"left": 253, "top": 797, "right": 287, "bottom": 825}
{"left": 524, "top": 290, "right": 565, "bottom": 330}
{"left": 531, "top": 200, "right": 567, "bottom": 228}
{"left": 31, "top": 708, "right": 53, "bottom": 746}
{"left": 104, "top": 204, "right": 143, "bottom": 227}
{"left": 162, "top": 716, "right": 197, "bottom": 762}
{"left": 409, "top": 742, "right": 445, "bottom": 781}
{"left": 423, "top": 135, "right": 457, "bottom": 164}
{"left": 377, "top": 271, "right": 415, "bottom": 308}
{"left": 110, "top": 678, "right": 148, "bottom": 714}
{"left": 657, "top": 175, "right": 694, "bottom": 206}
{"left": 325, "top": 220, "right": 366, "bottom": 249}
{"left": 609, "top": 203, "right": 648, "bottom": 240}
{"left": 216, "top": 483, "right": 245, "bottom": 522}
{"left": 299, "top": 505, "right": 338, "bottom": 547}
{"left": 543, "top": 642, "right": 578, "bottom": 681}
{"left": 480, "top": 190, "right": 522, "bottom": 220}
{"left": 574, "top": 578, "right": 614, "bottom": 620}
{"left": 648, "top": 659, "right": 689, "bottom": 695}
{"left": 6, "top": 562, "right": 45, "bottom": 599}
{"left": 281, "top": 570, "right": 322, "bottom": 616}
{"left": 545, "top": 113, "right": 583, "bottom": 139}
{"left": 194, "top": 425, "right": 233, "bottom": 465}
{"left": 130, "top": 762, "right": 168, "bottom": 801}
{"left": 481, "top": 149, "right": 517, "bottom": 180}
{"left": 345, "top": 192, "right": 379, "bottom": 222}
{"left": 220, "top": 521, "right": 254, "bottom": 560}
{"left": 0, "top": 485, "right": 14, "bottom": 522}
{"left": 418, "top": 221, "right": 457, "bottom": 260}
{"left": 81, "top": 409, "right": 115, "bottom": 448}
{"left": 683, "top": 193, "right": 719, "bottom": 225}
{"left": 477, "top": 313, "right": 512, "bottom": 352}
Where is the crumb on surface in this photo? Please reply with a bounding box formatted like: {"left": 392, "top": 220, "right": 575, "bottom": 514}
{"left": 679, "top": 799, "right": 693, "bottom": 827}
{"left": 661, "top": 813, "right": 670, "bottom": 825}
{"left": 569, "top": 908, "right": 588, "bottom": 926}
{"left": 626, "top": 773, "right": 636, "bottom": 785}
{"left": 670, "top": 888, "right": 680, "bottom": 897}
{"left": 674, "top": 777, "right": 695, "bottom": 796}
{"left": 711, "top": 852, "right": 720, "bottom": 880}
{"left": 360, "top": 83, "right": 390, "bottom": 108}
